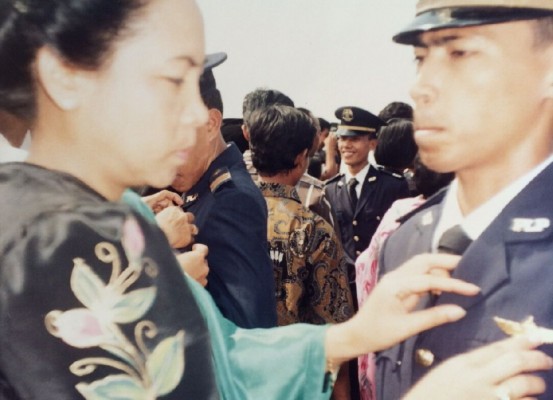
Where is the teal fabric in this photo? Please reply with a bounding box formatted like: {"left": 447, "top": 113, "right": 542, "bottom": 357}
{"left": 123, "top": 188, "right": 331, "bottom": 399}
{"left": 121, "top": 189, "right": 157, "bottom": 223}
{"left": 186, "top": 275, "right": 331, "bottom": 400}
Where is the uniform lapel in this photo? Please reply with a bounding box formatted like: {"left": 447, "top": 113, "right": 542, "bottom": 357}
{"left": 438, "top": 163, "right": 553, "bottom": 310}
{"left": 336, "top": 175, "right": 355, "bottom": 217}
{"left": 354, "top": 166, "right": 377, "bottom": 217}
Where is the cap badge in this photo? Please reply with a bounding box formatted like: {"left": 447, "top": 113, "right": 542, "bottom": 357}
{"left": 342, "top": 108, "right": 354, "bottom": 122}
{"left": 436, "top": 8, "right": 453, "bottom": 24}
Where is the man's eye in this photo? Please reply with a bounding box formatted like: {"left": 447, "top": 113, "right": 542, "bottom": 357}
{"left": 166, "top": 77, "right": 184, "bottom": 86}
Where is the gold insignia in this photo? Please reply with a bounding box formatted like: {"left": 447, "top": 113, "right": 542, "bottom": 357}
{"left": 342, "top": 108, "right": 354, "bottom": 122}
{"left": 421, "top": 211, "right": 433, "bottom": 226}
{"left": 209, "top": 168, "right": 232, "bottom": 193}
{"left": 494, "top": 316, "right": 553, "bottom": 343}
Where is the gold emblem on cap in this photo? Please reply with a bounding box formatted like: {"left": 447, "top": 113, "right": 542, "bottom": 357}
{"left": 342, "top": 108, "right": 354, "bottom": 122}
{"left": 436, "top": 8, "right": 453, "bottom": 23}
{"left": 494, "top": 316, "right": 553, "bottom": 343}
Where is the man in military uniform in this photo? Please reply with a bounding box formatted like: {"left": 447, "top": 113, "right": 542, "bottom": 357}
{"left": 324, "top": 106, "right": 410, "bottom": 296}
{"left": 376, "top": 2, "right": 553, "bottom": 399}
{"left": 149, "top": 53, "right": 278, "bottom": 329}
{"left": 324, "top": 106, "right": 410, "bottom": 400}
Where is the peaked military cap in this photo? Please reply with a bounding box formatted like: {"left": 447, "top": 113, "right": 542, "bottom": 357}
{"left": 335, "top": 106, "right": 386, "bottom": 138}
{"left": 394, "top": 0, "right": 553, "bottom": 45}
{"left": 200, "top": 52, "right": 227, "bottom": 96}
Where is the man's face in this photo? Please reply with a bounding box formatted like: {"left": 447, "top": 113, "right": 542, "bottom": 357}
{"left": 171, "top": 122, "right": 212, "bottom": 193}
{"left": 411, "top": 20, "right": 553, "bottom": 176}
{"left": 338, "top": 135, "right": 373, "bottom": 169}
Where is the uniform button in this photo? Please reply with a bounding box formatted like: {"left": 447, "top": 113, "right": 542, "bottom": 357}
{"left": 353, "top": 236, "right": 360, "bottom": 242}
{"left": 356, "top": 251, "right": 361, "bottom": 256}
{"left": 353, "top": 220, "right": 358, "bottom": 226}
{"left": 376, "top": 216, "right": 381, "bottom": 221}
{"left": 415, "top": 348, "right": 434, "bottom": 367}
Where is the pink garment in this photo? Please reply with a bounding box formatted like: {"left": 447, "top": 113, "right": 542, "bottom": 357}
{"left": 355, "top": 195, "right": 425, "bottom": 400}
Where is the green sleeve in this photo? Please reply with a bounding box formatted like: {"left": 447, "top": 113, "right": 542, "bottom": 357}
{"left": 185, "top": 275, "right": 332, "bottom": 400}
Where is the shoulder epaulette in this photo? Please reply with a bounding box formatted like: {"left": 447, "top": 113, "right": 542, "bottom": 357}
{"left": 209, "top": 167, "right": 232, "bottom": 193}
{"left": 324, "top": 173, "right": 344, "bottom": 185}
{"left": 377, "top": 166, "right": 405, "bottom": 179}
{"left": 396, "top": 187, "right": 448, "bottom": 225}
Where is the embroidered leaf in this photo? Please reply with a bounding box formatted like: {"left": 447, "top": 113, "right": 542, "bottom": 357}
{"left": 71, "top": 261, "right": 107, "bottom": 310}
{"left": 146, "top": 330, "right": 185, "bottom": 396}
{"left": 109, "top": 287, "right": 157, "bottom": 324}
{"left": 76, "top": 375, "right": 148, "bottom": 400}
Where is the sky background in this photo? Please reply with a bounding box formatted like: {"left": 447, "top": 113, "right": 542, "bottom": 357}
{"left": 197, "top": 0, "right": 419, "bottom": 122}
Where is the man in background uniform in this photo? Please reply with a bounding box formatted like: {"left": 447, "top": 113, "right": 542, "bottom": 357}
{"left": 324, "top": 106, "right": 410, "bottom": 298}
{"left": 146, "top": 53, "right": 277, "bottom": 329}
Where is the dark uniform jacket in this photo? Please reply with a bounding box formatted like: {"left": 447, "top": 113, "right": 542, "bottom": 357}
{"left": 324, "top": 165, "right": 410, "bottom": 270}
{"left": 376, "top": 162, "right": 553, "bottom": 400}
{"left": 182, "top": 144, "right": 278, "bottom": 329}
{"left": 0, "top": 163, "right": 217, "bottom": 399}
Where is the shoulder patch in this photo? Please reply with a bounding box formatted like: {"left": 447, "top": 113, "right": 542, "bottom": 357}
{"left": 209, "top": 167, "right": 232, "bottom": 193}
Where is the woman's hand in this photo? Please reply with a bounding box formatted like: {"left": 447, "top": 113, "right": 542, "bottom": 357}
{"left": 142, "top": 189, "right": 183, "bottom": 214}
{"left": 156, "top": 206, "right": 198, "bottom": 249}
{"left": 404, "top": 336, "right": 553, "bottom": 400}
{"left": 325, "top": 253, "right": 480, "bottom": 362}
{"left": 176, "top": 244, "right": 209, "bottom": 287}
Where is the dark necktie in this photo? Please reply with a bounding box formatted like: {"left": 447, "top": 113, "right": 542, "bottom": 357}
{"left": 437, "top": 224, "right": 472, "bottom": 255}
{"left": 348, "top": 178, "right": 358, "bottom": 209}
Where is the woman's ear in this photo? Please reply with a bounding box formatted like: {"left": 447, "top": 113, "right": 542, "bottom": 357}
{"left": 34, "top": 47, "right": 85, "bottom": 111}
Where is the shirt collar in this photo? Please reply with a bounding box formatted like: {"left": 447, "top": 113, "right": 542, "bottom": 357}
{"left": 257, "top": 182, "right": 301, "bottom": 203}
{"left": 433, "top": 153, "right": 553, "bottom": 249}
{"left": 345, "top": 163, "right": 370, "bottom": 185}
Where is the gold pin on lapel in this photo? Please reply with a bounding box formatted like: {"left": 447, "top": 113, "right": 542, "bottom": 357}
{"left": 494, "top": 316, "right": 553, "bottom": 343}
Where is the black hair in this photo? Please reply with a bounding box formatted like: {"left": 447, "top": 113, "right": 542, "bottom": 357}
{"left": 374, "top": 118, "right": 417, "bottom": 170}
{"left": 412, "top": 155, "right": 454, "bottom": 198}
{"left": 533, "top": 15, "right": 553, "bottom": 47}
{"left": 378, "top": 101, "right": 413, "bottom": 122}
{"left": 242, "top": 88, "right": 294, "bottom": 128}
{"left": 249, "top": 104, "right": 316, "bottom": 177}
{"left": 318, "top": 117, "right": 330, "bottom": 131}
{"left": 0, "top": 0, "right": 146, "bottom": 119}
{"left": 199, "top": 69, "right": 223, "bottom": 113}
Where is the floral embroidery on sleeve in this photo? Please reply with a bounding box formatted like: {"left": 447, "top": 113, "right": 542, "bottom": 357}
{"left": 44, "top": 217, "right": 185, "bottom": 399}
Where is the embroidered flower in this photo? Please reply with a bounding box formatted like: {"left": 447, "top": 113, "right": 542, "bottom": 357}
{"left": 47, "top": 309, "right": 109, "bottom": 349}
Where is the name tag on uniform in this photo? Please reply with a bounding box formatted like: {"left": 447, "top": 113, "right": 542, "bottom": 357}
{"left": 510, "top": 218, "right": 550, "bottom": 233}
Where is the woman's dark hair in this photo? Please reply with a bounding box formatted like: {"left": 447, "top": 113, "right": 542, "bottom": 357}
{"left": 249, "top": 104, "right": 316, "bottom": 177}
{"left": 0, "top": 0, "right": 146, "bottom": 119}
{"left": 374, "top": 118, "right": 418, "bottom": 171}
{"left": 412, "top": 155, "right": 454, "bottom": 198}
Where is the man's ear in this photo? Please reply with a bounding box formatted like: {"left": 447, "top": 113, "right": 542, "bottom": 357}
{"left": 35, "top": 47, "right": 87, "bottom": 111}
{"left": 369, "top": 138, "right": 378, "bottom": 151}
{"left": 242, "top": 124, "right": 250, "bottom": 141}
{"left": 207, "top": 108, "right": 223, "bottom": 133}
